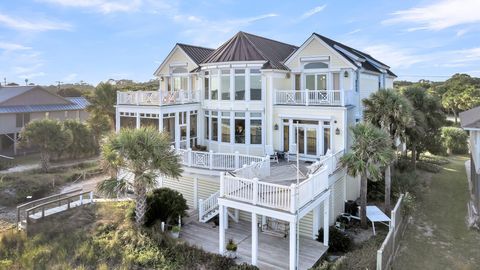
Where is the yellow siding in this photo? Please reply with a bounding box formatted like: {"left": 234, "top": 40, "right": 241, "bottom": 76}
{"left": 157, "top": 47, "right": 198, "bottom": 75}
{"left": 299, "top": 212, "right": 313, "bottom": 238}
{"left": 287, "top": 38, "right": 352, "bottom": 70}
{"left": 346, "top": 175, "right": 360, "bottom": 201}
{"left": 331, "top": 176, "right": 346, "bottom": 221}
{"left": 197, "top": 177, "right": 220, "bottom": 201}
{"left": 359, "top": 73, "right": 380, "bottom": 113}
{"left": 162, "top": 176, "right": 195, "bottom": 209}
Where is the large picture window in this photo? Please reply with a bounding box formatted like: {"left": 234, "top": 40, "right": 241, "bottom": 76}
{"left": 235, "top": 112, "right": 245, "bottom": 144}
{"left": 221, "top": 70, "right": 230, "bottom": 100}
{"left": 250, "top": 69, "right": 261, "bottom": 100}
{"left": 234, "top": 69, "right": 245, "bottom": 100}
{"left": 211, "top": 71, "right": 219, "bottom": 100}
{"left": 204, "top": 71, "right": 209, "bottom": 100}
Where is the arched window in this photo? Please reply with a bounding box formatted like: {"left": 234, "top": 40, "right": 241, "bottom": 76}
{"left": 304, "top": 62, "right": 328, "bottom": 69}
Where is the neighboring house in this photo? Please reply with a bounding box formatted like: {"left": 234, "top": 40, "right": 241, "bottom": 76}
{"left": 0, "top": 86, "right": 89, "bottom": 155}
{"left": 460, "top": 106, "right": 480, "bottom": 227}
{"left": 116, "top": 32, "right": 396, "bottom": 269}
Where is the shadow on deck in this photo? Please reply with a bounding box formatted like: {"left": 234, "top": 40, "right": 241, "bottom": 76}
{"left": 180, "top": 218, "right": 328, "bottom": 270}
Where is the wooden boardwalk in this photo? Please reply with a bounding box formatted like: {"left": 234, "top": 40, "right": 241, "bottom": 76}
{"left": 181, "top": 219, "right": 327, "bottom": 270}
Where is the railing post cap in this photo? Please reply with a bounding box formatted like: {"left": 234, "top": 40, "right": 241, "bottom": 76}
{"left": 209, "top": 150, "right": 214, "bottom": 153}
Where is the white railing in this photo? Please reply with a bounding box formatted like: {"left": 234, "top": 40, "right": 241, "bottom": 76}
{"left": 177, "top": 148, "right": 266, "bottom": 171}
{"left": 220, "top": 149, "right": 344, "bottom": 212}
{"left": 221, "top": 165, "right": 329, "bottom": 213}
{"left": 274, "top": 89, "right": 357, "bottom": 106}
{"left": 198, "top": 191, "right": 220, "bottom": 222}
{"left": 117, "top": 90, "right": 199, "bottom": 106}
{"left": 233, "top": 158, "right": 271, "bottom": 179}
{"left": 377, "top": 194, "right": 408, "bottom": 270}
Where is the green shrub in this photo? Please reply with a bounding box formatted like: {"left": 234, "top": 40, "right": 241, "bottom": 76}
{"left": 316, "top": 227, "right": 352, "bottom": 253}
{"left": 144, "top": 188, "right": 188, "bottom": 226}
{"left": 441, "top": 127, "right": 469, "bottom": 154}
{"left": 416, "top": 161, "right": 442, "bottom": 173}
{"left": 392, "top": 170, "right": 419, "bottom": 195}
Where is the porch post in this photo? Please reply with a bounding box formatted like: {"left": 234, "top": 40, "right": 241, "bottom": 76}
{"left": 136, "top": 113, "right": 141, "bottom": 129}
{"left": 289, "top": 220, "right": 297, "bottom": 270}
{"left": 175, "top": 112, "right": 180, "bottom": 149}
{"left": 186, "top": 110, "right": 191, "bottom": 149}
{"left": 115, "top": 108, "right": 120, "bottom": 132}
{"left": 224, "top": 206, "right": 229, "bottom": 229}
{"left": 312, "top": 205, "right": 321, "bottom": 239}
{"left": 323, "top": 195, "right": 330, "bottom": 246}
{"left": 251, "top": 213, "right": 258, "bottom": 266}
{"left": 219, "top": 205, "right": 225, "bottom": 254}
{"left": 13, "top": 132, "right": 17, "bottom": 155}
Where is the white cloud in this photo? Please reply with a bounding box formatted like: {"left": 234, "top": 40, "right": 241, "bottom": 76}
{"left": 362, "top": 44, "right": 426, "bottom": 69}
{"left": 40, "top": 0, "right": 143, "bottom": 14}
{"left": 383, "top": 0, "right": 480, "bottom": 31}
{"left": 0, "top": 12, "right": 71, "bottom": 31}
{"left": 174, "top": 13, "right": 279, "bottom": 47}
{"left": 63, "top": 73, "right": 78, "bottom": 82}
{"left": 346, "top": 29, "right": 361, "bottom": 35}
{"left": 300, "top": 5, "right": 327, "bottom": 20}
{"left": 0, "top": 42, "right": 31, "bottom": 51}
{"left": 17, "top": 72, "right": 46, "bottom": 80}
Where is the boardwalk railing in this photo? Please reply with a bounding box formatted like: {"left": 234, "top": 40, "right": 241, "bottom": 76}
{"left": 377, "top": 193, "right": 408, "bottom": 270}
{"left": 274, "top": 89, "right": 357, "bottom": 106}
{"left": 117, "top": 90, "right": 199, "bottom": 106}
{"left": 177, "top": 148, "right": 266, "bottom": 171}
{"left": 16, "top": 189, "right": 94, "bottom": 231}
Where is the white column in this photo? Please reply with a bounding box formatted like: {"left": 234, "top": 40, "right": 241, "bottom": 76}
{"left": 158, "top": 114, "right": 163, "bottom": 132}
{"left": 13, "top": 133, "right": 17, "bottom": 155}
{"left": 289, "top": 220, "right": 297, "bottom": 270}
{"left": 312, "top": 205, "right": 321, "bottom": 239}
{"left": 175, "top": 112, "right": 180, "bottom": 149}
{"left": 115, "top": 108, "right": 120, "bottom": 132}
{"left": 136, "top": 113, "right": 140, "bottom": 129}
{"left": 251, "top": 213, "right": 258, "bottom": 266}
{"left": 224, "top": 206, "right": 229, "bottom": 229}
{"left": 186, "top": 111, "right": 191, "bottom": 149}
{"left": 323, "top": 197, "right": 330, "bottom": 246}
{"left": 219, "top": 205, "right": 226, "bottom": 254}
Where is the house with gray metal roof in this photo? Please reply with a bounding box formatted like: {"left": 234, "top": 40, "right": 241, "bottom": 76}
{"left": 0, "top": 85, "right": 89, "bottom": 155}
{"left": 115, "top": 31, "right": 397, "bottom": 270}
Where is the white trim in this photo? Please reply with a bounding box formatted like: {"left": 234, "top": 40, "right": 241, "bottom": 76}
{"left": 283, "top": 34, "right": 357, "bottom": 70}
{"left": 153, "top": 45, "right": 199, "bottom": 76}
{"left": 300, "top": 56, "right": 330, "bottom": 62}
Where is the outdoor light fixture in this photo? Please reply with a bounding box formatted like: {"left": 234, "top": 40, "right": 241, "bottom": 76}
{"left": 274, "top": 124, "right": 279, "bottom": 130}
{"left": 344, "top": 71, "right": 349, "bottom": 78}
{"left": 335, "top": 128, "right": 341, "bottom": 135}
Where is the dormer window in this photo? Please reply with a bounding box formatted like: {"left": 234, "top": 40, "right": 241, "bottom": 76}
{"left": 304, "top": 62, "right": 328, "bottom": 69}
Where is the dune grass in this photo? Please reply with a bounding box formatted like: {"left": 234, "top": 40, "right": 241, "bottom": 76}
{"left": 394, "top": 155, "right": 480, "bottom": 269}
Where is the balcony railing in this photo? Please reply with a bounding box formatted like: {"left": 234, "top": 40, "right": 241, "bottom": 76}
{"left": 274, "top": 89, "right": 357, "bottom": 106}
{"left": 220, "top": 149, "right": 344, "bottom": 213}
{"left": 117, "top": 90, "right": 200, "bottom": 106}
{"left": 177, "top": 148, "right": 269, "bottom": 172}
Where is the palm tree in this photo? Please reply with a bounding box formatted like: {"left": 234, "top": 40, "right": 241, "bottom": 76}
{"left": 363, "top": 89, "right": 414, "bottom": 213}
{"left": 86, "top": 82, "right": 117, "bottom": 130}
{"left": 97, "top": 127, "right": 183, "bottom": 225}
{"left": 341, "top": 123, "right": 394, "bottom": 228}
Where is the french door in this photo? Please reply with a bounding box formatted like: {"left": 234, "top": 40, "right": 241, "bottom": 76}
{"left": 295, "top": 125, "right": 317, "bottom": 157}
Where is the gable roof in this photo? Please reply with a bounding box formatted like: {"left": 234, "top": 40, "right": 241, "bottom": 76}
{"left": 201, "top": 31, "right": 298, "bottom": 70}
{"left": 284, "top": 33, "right": 396, "bottom": 76}
{"left": 0, "top": 86, "right": 36, "bottom": 104}
{"left": 460, "top": 106, "right": 480, "bottom": 130}
{"left": 177, "top": 43, "right": 214, "bottom": 64}
{"left": 0, "top": 97, "right": 89, "bottom": 114}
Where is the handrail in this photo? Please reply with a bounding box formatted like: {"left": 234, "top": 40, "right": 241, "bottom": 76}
{"left": 25, "top": 190, "right": 94, "bottom": 220}
{"left": 17, "top": 188, "right": 84, "bottom": 224}
{"left": 274, "top": 89, "right": 356, "bottom": 106}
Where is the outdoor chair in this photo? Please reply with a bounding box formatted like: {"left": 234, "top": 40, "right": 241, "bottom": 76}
{"left": 265, "top": 145, "right": 279, "bottom": 163}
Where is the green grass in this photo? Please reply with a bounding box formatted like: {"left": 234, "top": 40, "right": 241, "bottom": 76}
{"left": 0, "top": 202, "right": 258, "bottom": 270}
{"left": 0, "top": 161, "right": 102, "bottom": 206}
{"left": 394, "top": 155, "right": 480, "bottom": 270}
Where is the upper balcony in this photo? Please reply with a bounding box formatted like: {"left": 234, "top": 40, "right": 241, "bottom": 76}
{"left": 274, "top": 89, "right": 358, "bottom": 107}
{"left": 117, "top": 90, "right": 200, "bottom": 106}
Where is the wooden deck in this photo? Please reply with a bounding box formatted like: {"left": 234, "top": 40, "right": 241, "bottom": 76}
{"left": 180, "top": 218, "right": 328, "bottom": 270}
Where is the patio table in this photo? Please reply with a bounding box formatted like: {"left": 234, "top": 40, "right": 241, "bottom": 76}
{"left": 366, "top": 205, "right": 391, "bottom": 235}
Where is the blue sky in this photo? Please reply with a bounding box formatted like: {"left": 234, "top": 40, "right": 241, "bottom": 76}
{"left": 0, "top": 0, "right": 479, "bottom": 86}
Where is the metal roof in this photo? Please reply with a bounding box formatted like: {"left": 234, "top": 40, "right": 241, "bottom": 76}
{"left": 460, "top": 106, "right": 480, "bottom": 129}
{"left": 0, "top": 86, "right": 37, "bottom": 104}
{"left": 177, "top": 43, "right": 214, "bottom": 64}
{"left": 201, "top": 31, "right": 298, "bottom": 70}
{"left": 0, "top": 97, "right": 89, "bottom": 114}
